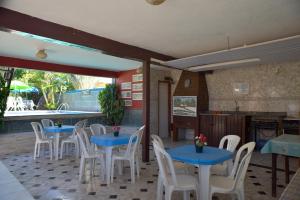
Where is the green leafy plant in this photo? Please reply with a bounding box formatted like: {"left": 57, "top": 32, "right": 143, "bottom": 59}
{"left": 98, "top": 84, "right": 125, "bottom": 126}
{"left": 14, "top": 69, "right": 74, "bottom": 110}
{"left": 0, "top": 74, "right": 10, "bottom": 127}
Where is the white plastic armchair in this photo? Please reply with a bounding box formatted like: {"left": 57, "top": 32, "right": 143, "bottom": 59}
{"left": 209, "top": 142, "right": 256, "bottom": 200}
{"left": 153, "top": 141, "right": 199, "bottom": 200}
{"left": 31, "top": 122, "right": 53, "bottom": 160}
{"left": 111, "top": 130, "right": 140, "bottom": 184}
{"left": 41, "top": 119, "right": 55, "bottom": 128}
{"left": 59, "top": 120, "right": 84, "bottom": 159}
{"left": 76, "top": 127, "right": 105, "bottom": 181}
{"left": 211, "top": 135, "right": 241, "bottom": 176}
{"left": 90, "top": 124, "right": 106, "bottom": 136}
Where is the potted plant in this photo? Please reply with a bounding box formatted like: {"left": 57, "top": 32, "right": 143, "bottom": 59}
{"left": 0, "top": 75, "right": 10, "bottom": 127}
{"left": 194, "top": 134, "right": 207, "bottom": 153}
{"left": 55, "top": 119, "right": 63, "bottom": 128}
{"left": 98, "top": 84, "right": 125, "bottom": 136}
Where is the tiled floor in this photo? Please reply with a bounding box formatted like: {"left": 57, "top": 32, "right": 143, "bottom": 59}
{"left": 0, "top": 132, "right": 299, "bottom": 200}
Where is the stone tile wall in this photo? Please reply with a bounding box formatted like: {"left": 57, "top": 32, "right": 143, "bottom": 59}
{"left": 206, "top": 61, "right": 300, "bottom": 113}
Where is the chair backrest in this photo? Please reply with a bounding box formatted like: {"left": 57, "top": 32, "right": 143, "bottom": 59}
{"left": 41, "top": 119, "right": 54, "bottom": 128}
{"left": 123, "top": 131, "right": 139, "bottom": 157}
{"left": 219, "top": 135, "right": 241, "bottom": 152}
{"left": 230, "top": 142, "right": 255, "bottom": 190}
{"left": 31, "top": 122, "right": 46, "bottom": 141}
{"left": 151, "top": 134, "right": 165, "bottom": 149}
{"left": 137, "top": 125, "right": 145, "bottom": 146}
{"left": 153, "top": 140, "right": 177, "bottom": 187}
{"left": 90, "top": 124, "right": 106, "bottom": 136}
{"left": 75, "top": 127, "right": 92, "bottom": 157}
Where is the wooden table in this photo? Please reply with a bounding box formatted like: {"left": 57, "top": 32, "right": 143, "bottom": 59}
{"left": 261, "top": 134, "right": 300, "bottom": 197}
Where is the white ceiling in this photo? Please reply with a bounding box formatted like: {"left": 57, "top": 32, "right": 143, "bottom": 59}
{"left": 0, "top": 30, "right": 142, "bottom": 72}
{"left": 164, "top": 35, "right": 300, "bottom": 71}
{"left": 2, "top": 0, "right": 300, "bottom": 58}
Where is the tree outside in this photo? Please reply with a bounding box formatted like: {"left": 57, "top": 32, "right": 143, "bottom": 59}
{"left": 13, "top": 69, "right": 75, "bottom": 110}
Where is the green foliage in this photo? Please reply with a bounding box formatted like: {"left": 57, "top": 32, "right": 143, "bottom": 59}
{"left": 98, "top": 84, "right": 125, "bottom": 126}
{"left": 0, "top": 74, "right": 10, "bottom": 126}
{"left": 13, "top": 69, "right": 75, "bottom": 110}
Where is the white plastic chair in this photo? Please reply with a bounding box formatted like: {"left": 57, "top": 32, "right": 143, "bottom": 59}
{"left": 153, "top": 141, "right": 200, "bottom": 200}
{"left": 151, "top": 134, "right": 190, "bottom": 174}
{"left": 211, "top": 135, "right": 241, "bottom": 176}
{"left": 76, "top": 127, "right": 105, "bottom": 181}
{"left": 59, "top": 120, "right": 83, "bottom": 159}
{"left": 135, "top": 125, "right": 145, "bottom": 178}
{"left": 90, "top": 124, "right": 106, "bottom": 136}
{"left": 111, "top": 130, "right": 140, "bottom": 184}
{"left": 41, "top": 119, "right": 55, "bottom": 128}
{"left": 209, "top": 142, "right": 256, "bottom": 200}
{"left": 31, "top": 122, "right": 53, "bottom": 160}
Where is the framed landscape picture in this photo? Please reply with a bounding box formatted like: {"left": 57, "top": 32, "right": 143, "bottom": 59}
{"left": 132, "top": 92, "right": 143, "bottom": 100}
{"left": 121, "top": 91, "right": 132, "bottom": 99}
{"left": 132, "top": 83, "right": 143, "bottom": 91}
{"left": 132, "top": 74, "right": 143, "bottom": 82}
{"left": 173, "top": 96, "right": 197, "bottom": 117}
{"left": 121, "top": 82, "right": 131, "bottom": 90}
{"left": 124, "top": 100, "right": 132, "bottom": 107}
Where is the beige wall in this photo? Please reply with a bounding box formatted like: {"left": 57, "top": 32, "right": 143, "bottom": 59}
{"left": 149, "top": 67, "right": 170, "bottom": 135}
{"left": 206, "top": 61, "right": 300, "bottom": 112}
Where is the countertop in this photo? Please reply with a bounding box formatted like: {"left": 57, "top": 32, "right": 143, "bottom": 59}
{"left": 199, "top": 111, "right": 287, "bottom": 118}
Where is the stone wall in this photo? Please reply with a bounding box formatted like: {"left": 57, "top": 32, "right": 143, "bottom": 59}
{"left": 206, "top": 61, "right": 300, "bottom": 112}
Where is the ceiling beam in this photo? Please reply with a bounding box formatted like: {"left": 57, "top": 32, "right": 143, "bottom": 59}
{"left": 0, "top": 56, "right": 118, "bottom": 78}
{"left": 0, "top": 7, "right": 174, "bottom": 61}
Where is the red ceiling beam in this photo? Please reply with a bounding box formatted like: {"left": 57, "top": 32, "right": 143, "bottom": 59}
{"left": 0, "top": 56, "right": 118, "bottom": 78}
{"left": 0, "top": 7, "right": 174, "bottom": 61}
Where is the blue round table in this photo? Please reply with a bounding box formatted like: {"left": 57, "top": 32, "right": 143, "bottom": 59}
{"left": 167, "top": 145, "right": 233, "bottom": 200}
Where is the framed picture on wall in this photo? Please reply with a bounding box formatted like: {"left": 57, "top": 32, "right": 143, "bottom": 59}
{"left": 124, "top": 100, "right": 132, "bottom": 107}
{"left": 132, "top": 83, "right": 143, "bottom": 91}
{"left": 121, "top": 82, "right": 131, "bottom": 90}
{"left": 173, "top": 96, "right": 197, "bottom": 117}
{"left": 132, "top": 74, "right": 143, "bottom": 82}
{"left": 232, "top": 82, "right": 249, "bottom": 95}
{"left": 121, "top": 91, "right": 132, "bottom": 99}
{"left": 132, "top": 92, "right": 143, "bottom": 100}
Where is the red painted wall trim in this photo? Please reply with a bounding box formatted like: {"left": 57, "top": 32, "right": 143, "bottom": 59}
{"left": 0, "top": 56, "right": 118, "bottom": 78}
{"left": 116, "top": 69, "right": 143, "bottom": 109}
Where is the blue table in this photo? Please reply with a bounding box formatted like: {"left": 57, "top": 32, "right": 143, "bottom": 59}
{"left": 261, "top": 134, "right": 300, "bottom": 197}
{"left": 168, "top": 145, "right": 233, "bottom": 200}
{"left": 44, "top": 125, "right": 75, "bottom": 160}
{"left": 91, "top": 133, "right": 134, "bottom": 185}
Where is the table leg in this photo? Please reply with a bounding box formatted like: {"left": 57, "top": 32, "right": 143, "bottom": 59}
{"left": 285, "top": 156, "right": 289, "bottom": 184}
{"left": 198, "top": 165, "right": 211, "bottom": 200}
{"left": 55, "top": 133, "right": 60, "bottom": 160}
{"left": 272, "top": 153, "right": 277, "bottom": 197}
{"left": 105, "top": 147, "right": 113, "bottom": 185}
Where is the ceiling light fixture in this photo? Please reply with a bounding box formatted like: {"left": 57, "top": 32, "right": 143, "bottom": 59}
{"left": 145, "top": 0, "right": 166, "bottom": 5}
{"left": 35, "top": 49, "right": 47, "bottom": 59}
{"left": 187, "top": 58, "right": 261, "bottom": 72}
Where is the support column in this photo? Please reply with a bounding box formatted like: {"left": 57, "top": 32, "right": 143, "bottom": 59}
{"left": 142, "top": 60, "right": 150, "bottom": 162}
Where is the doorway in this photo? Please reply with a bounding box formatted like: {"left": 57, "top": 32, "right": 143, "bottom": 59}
{"left": 158, "top": 81, "right": 171, "bottom": 138}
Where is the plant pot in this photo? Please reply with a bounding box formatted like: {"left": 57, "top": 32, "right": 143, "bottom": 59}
{"left": 113, "top": 131, "right": 119, "bottom": 137}
{"left": 195, "top": 145, "right": 203, "bottom": 153}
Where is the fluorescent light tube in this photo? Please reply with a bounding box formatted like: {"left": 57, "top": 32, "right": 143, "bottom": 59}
{"left": 187, "top": 58, "right": 261, "bottom": 72}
